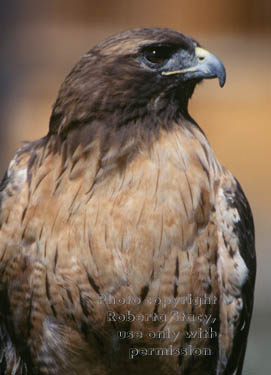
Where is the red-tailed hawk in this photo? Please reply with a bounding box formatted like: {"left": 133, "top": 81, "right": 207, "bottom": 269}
{"left": 0, "top": 28, "right": 256, "bottom": 375}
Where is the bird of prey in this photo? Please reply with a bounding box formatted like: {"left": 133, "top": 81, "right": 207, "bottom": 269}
{"left": 0, "top": 28, "right": 256, "bottom": 375}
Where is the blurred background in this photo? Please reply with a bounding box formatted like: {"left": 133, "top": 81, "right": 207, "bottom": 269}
{"left": 0, "top": 0, "right": 270, "bottom": 373}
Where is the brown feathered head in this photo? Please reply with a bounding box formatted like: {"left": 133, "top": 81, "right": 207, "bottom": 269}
{"left": 49, "top": 28, "right": 225, "bottom": 140}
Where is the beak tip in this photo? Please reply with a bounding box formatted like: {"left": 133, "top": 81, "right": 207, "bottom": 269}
{"left": 218, "top": 66, "right": 226, "bottom": 87}
{"left": 219, "top": 75, "right": 226, "bottom": 88}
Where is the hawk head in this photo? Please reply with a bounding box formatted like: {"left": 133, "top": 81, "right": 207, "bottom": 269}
{"left": 49, "top": 28, "right": 225, "bottom": 138}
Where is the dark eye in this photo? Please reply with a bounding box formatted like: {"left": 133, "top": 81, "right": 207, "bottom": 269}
{"left": 143, "top": 45, "right": 175, "bottom": 65}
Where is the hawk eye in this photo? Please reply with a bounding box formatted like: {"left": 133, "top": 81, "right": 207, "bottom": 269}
{"left": 143, "top": 45, "right": 175, "bottom": 65}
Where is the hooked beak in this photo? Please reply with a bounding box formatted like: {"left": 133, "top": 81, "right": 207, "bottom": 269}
{"left": 162, "top": 47, "right": 226, "bottom": 87}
